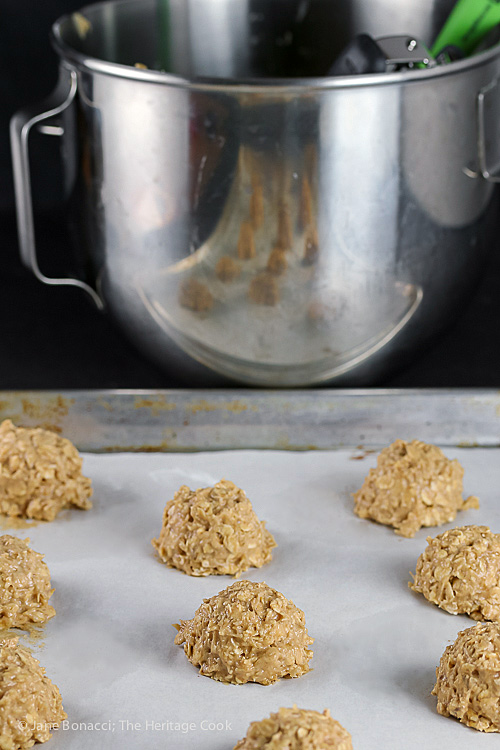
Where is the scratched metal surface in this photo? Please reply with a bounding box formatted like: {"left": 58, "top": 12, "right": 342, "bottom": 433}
{"left": 0, "top": 389, "right": 499, "bottom": 451}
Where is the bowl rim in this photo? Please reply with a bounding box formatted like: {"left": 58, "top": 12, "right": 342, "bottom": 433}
{"left": 52, "top": 0, "right": 500, "bottom": 91}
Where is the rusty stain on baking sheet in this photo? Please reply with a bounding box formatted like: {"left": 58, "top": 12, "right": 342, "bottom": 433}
{"left": 350, "top": 446, "right": 377, "bottom": 460}
{"left": 17, "top": 395, "right": 74, "bottom": 433}
{"left": 187, "top": 399, "right": 249, "bottom": 415}
{"left": 274, "top": 435, "right": 318, "bottom": 451}
{"left": 0, "top": 394, "right": 74, "bottom": 433}
{"left": 103, "top": 443, "right": 174, "bottom": 453}
{"left": 0, "top": 396, "right": 21, "bottom": 423}
{"left": 100, "top": 440, "right": 320, "bottom": 453}
{"left": 96, "top": 396, "right": 114, "bottom": 412}
{"left": 134, "top": 395, "right": 177, "bottom": 416}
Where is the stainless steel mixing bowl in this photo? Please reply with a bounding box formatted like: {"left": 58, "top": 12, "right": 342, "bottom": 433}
{"left": 11, "top": 0, "right": 500, "bottom": 386}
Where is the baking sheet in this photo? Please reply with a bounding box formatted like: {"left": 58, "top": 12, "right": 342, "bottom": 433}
{"left": 1, "top": 389, "right": 500, "bottom": 451}
{"left": 7, "top": 446, "right": 500, "bottom": 749}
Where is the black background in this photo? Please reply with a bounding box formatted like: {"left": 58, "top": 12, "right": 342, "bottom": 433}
{"left": 1, "top": 1, "right": 499, "bottom": 390}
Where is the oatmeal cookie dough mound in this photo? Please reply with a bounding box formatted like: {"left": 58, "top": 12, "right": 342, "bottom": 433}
{"left": 433, "top": 622, "right": 500, "bottom": 732}
{"left": 0, "top": 535, "right": 55, "bottom": 629}
{"left": 152, "top": 479, "right": 276, "bottom": 577}
{"left": 353, "top": 439, "right": 478, "bottom": 538}
{"left": 174, "top": 580, "right": 313, "bottom": 684}
{"left": 0, "top": 419, "right": 92, "bottom": 521}
{"left": 0, "top": 636, "right": 66, "bottom": 749}
{"left": 410, "top": 525, "right": 500, "bottom": 621}
{"left": 234, "top": 706, "right": 353, "bottom": 749}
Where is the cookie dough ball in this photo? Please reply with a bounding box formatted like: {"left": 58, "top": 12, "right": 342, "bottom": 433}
{"left": 152, "top": 480, "right": 276, "bottom": 577}
{"left": 411, "top": 526, "right": 500, "bottom": 621}
{"left": 433, "top": 622, "right": 500, "bottom": 732}
{"left": 353, "top": 439, "right": 478, "bottom": 538}
{"left": 0, "top": 636, "right": 66, "bottom": 749}
{"left": 0, "top": 419, "right": 93, "bottom": 521}
{"left": 0, "top": 535, "right": 55, "bottom": 629}
{"left": 234, "top": 706, "right": 353, "bottom": 749}
{"left": 174, "top": 580, "right": 314, "bottom": 684}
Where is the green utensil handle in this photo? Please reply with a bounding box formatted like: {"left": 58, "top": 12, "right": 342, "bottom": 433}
{"left": 431, "top": 0, "right": 500, "bottom": 57}
{"left": 157, "top": 0, "right": 171, "bottom": 71}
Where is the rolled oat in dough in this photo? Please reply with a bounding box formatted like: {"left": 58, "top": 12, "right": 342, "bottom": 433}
{"left": 410, "top": 525, "right": 500, "bottom": 621}
{"left": 0, "top": 535, "right": 54, "bottom": 629}
{"left": 433, "top": 622, "right": 500, "bottom": 732}
{"left": 174, "top": 580, "right": 313, "bottom": 684}
{"left": 234, "top": 706, "right": 353, "bottom": 749}
{"left": 0, "top": 419, "right": 92, "bottom": 521}
{"left": 0, "top": 636, "right": 66, "bottom": 749}
{"left": 353, "top": 439, "right": 478, "bottom": 537}
{"left": 152, "top": 479, "right": 276, "bottom": 577}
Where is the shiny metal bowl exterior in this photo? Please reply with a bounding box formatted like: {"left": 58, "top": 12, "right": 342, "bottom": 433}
{"left": 11, "top": 0, "right": 500, "bottom": 386}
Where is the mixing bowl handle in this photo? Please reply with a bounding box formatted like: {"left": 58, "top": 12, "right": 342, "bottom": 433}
{"left": 10, "top": 68, "right": 104, "bottom": 309}
{"left": 471, "top": 77, "right": 500, "bottom": 183}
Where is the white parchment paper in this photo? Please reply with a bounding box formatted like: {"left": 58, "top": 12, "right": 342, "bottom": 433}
{"left": 8, "top": 447, "right": 500, "bottom": 749}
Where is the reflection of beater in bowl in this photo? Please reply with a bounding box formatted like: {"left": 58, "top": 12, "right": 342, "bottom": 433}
{"left": 137, "top": 145, "right": 423, "bottom": 386}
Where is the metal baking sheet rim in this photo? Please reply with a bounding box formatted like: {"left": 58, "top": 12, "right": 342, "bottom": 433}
{"left": 0, "top": 388, "right": 498, "bottom": 451}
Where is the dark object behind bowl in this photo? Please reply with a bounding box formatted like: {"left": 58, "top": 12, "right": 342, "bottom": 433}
{"left": 58, "top": 0, "right": 456, "bottom": 78}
